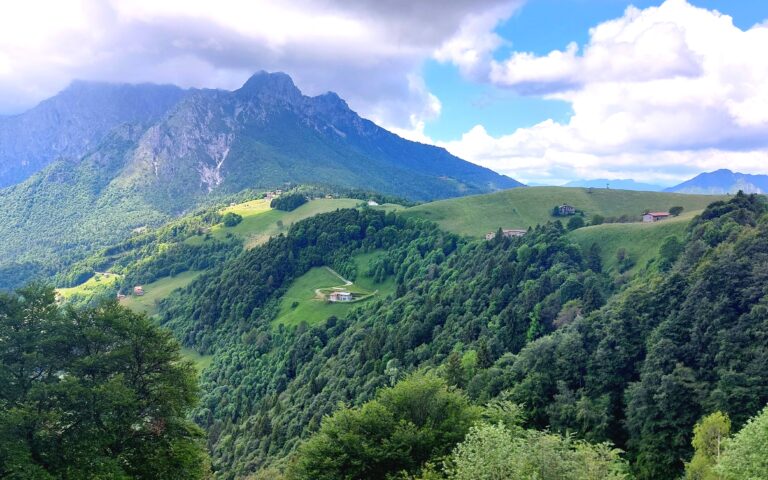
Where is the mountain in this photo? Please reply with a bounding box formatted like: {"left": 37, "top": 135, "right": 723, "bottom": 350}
{"left": 665, "top": 169, "right": 768, "bottom": 194}
{"left": 111, "top": 71, "right": 520, "bottom": 210}
{"left": 563, "top": 178, "right": 664, "bottom": 191}
{"left": 0, "top": 81, "right": 187, "bottom": 187}
{"left": 0, "top": 71, "right": 521, "bottom": 289}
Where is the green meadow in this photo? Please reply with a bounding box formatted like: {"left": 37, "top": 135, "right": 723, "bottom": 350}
{"left": 120, "top": 270, "right": 202, "bottom": 316}
{"left": 187, "top": 197, "right": 363, "bottom": 248}
{"left": 274, "top": 251, "right": 395, "bottom": 328}
{"left": 56, "top": 272, "right": 121, "bottom": 300}
{"left": 568, "top": 211, "right": 695, "bottom": 274}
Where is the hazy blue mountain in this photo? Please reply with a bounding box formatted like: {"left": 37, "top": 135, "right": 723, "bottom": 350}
{"left": 0, "top": 71, "right": 521, "bottom": 289}
{"left": 0, "top": 81, "right": 188, "bottom": 187}
{"left": 563, "top": 178, "right": 664, "bottom": 191}
{"left": 665, "top": 169, "right": 768, "bottom": 194}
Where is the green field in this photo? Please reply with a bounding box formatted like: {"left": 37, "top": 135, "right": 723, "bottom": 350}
{"left": 402, "top": 187, "right": 726, "bottom": 238}
{"left": 187, "top": 198, "right": 363, "bottom": 248}
{"left": 274, "top": 251, "right": 395, "bottom": 327}
{"left": 120, "top": 270, "right": 202, "bottom": 316}
{"left": 568, "top": 212, "right": 695, "bottom": 273}
{"left": 56, "top": 272, "right": 121, "bottom": 300}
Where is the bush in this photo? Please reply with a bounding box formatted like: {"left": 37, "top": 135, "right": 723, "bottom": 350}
{"left": 271, "top": 193, "right": 308, "bottom": 211}
{"left": 448, "top": 423, "right": 630, "bottom": 480}
{"left": 567, "top": 216, "right": 585, "bottom": 231}
{"left": 222, "top": 212, "right": 243, "bottom": 227}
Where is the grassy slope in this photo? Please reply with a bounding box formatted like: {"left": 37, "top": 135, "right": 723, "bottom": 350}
{"left": 187, "top": 198, "right": 363, "bottom": 248}
{"left": 402, "top": 187, "right": 726, "bottom": 238}
{"left": 274, "top": 251, "right": 395, "bottom": 328}
{"left": 56, "top": 272, "right": 121, "bottom": 299}
{"left": 120, "top": 270, "right": 202, "bottom": 316}
{"left": 568, "top": 211, "right": 695, "bottom": 273}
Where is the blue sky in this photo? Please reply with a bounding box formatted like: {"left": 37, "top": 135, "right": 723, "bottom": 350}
{"left": 423, "top": 0, "right": 768, "bottom": 142}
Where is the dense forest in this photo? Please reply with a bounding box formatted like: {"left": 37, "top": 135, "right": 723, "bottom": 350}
{"left": 147, "top": 193, "right": 768, "bottom": 479}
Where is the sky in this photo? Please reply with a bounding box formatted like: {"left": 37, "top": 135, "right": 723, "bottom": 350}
{"left": 1, "top": 0, "right": 767, "bottom": 186}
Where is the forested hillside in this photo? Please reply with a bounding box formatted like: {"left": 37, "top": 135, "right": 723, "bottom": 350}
{"left": 146, "top": 193, "right": 768, "bottom": 479}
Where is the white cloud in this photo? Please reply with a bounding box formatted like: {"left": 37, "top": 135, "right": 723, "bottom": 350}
{"left": 445, "top": 0, "right": 768, "bottom": 184}
{"left": 0, "top": 0, "right": 521, "bottom": 132}
{"left": 434, "top": 2, "right": 519, "bottom": 78}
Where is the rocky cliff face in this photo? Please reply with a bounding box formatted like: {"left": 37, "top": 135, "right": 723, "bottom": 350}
{"left": 0, "top": 81, "right": 187, "bottom": 187}
{"left": 98, "top": 71, "right": 521, "bottom": 211}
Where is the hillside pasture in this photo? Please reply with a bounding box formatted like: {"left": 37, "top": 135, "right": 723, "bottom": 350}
{"left": 568, "top": 211, "right": 696, "bottom": 274}
{"left": 402, "top": 186, "right": 726, "bottom": 238}
{"left": 273, "top": 251, "right": 395, "bottom": 328}
{"left": 56, "top": 272, "right": 121, "bottom": 300}
{"left": 120, "top": 270, "right": 202, "bottom": 316}
{"left": 186, "top": 198, "right": 363, "bottom": 248}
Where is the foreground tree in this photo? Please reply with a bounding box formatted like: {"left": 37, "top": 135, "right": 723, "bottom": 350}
{"left": 447, "top": 422, "right": 630, "bottom": 480}
{"left": 288, "top": 373, "right": 480, "bottom": 480}
{"left": 0, "top": 285, "right": 209, "bottom": 479}
{"left": 685, "top": 411, "right": 731, "bottom": 480}
{"left": 715, "top": 405, "right": 768, "bottom": 480}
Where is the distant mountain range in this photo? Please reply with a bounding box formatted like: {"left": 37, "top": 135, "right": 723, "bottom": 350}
{"left": 563, "top": 178, "right": 664, "bottom": 191}
{"left": 0, "top": 71, "right": 521, "bottom": 289}
{"left": 665, "top": 169, "right": 768, "bottom": 194}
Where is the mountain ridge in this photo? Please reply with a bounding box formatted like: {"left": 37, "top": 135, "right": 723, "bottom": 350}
{"left": 665, "top": 168, "right": 768, "bottom": 194}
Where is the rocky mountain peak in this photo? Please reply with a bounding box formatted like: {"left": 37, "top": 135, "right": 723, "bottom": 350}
{"left": 236, "top": 71, "right": 302, "bottom": 104}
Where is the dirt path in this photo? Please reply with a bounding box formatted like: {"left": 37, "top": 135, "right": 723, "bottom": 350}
{"left": 324, "top": 267, "right": 352, "bottom": 286}
{"left": 314, "top": 267, "right": 372, "bottom": 300}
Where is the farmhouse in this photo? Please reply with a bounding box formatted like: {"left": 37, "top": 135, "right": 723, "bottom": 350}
{"left": 486, "top": 229, "right": 527, "bottom": 240}
{"left": 133, "top": 286, "right": 145, "bottom": 296}
{"left": 328, "top": 291, "right": 353, "bottom": 302}
{"left": 367, "top": 200, "right": 380, "bottom": 206}
{"left": 558, "top": 204, "right": 577, "bottom": 216}
{"left": 643, "top": 212, "right": 671, "bottom": 223}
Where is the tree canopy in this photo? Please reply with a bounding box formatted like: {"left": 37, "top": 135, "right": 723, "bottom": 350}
{"left": 0, "top": 286, "right": 210, "bottom": 479}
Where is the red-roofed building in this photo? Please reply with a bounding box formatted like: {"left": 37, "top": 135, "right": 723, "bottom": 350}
{"left": 643, "top": 212, "right": 671, "bottom": 223}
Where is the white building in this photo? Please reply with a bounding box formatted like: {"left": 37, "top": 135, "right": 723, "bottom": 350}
{"left": 328, "top": 291, "right": 353, "bottom": 302}
{"left": 486, "top": 229, "right": 527, "bottom": 240}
